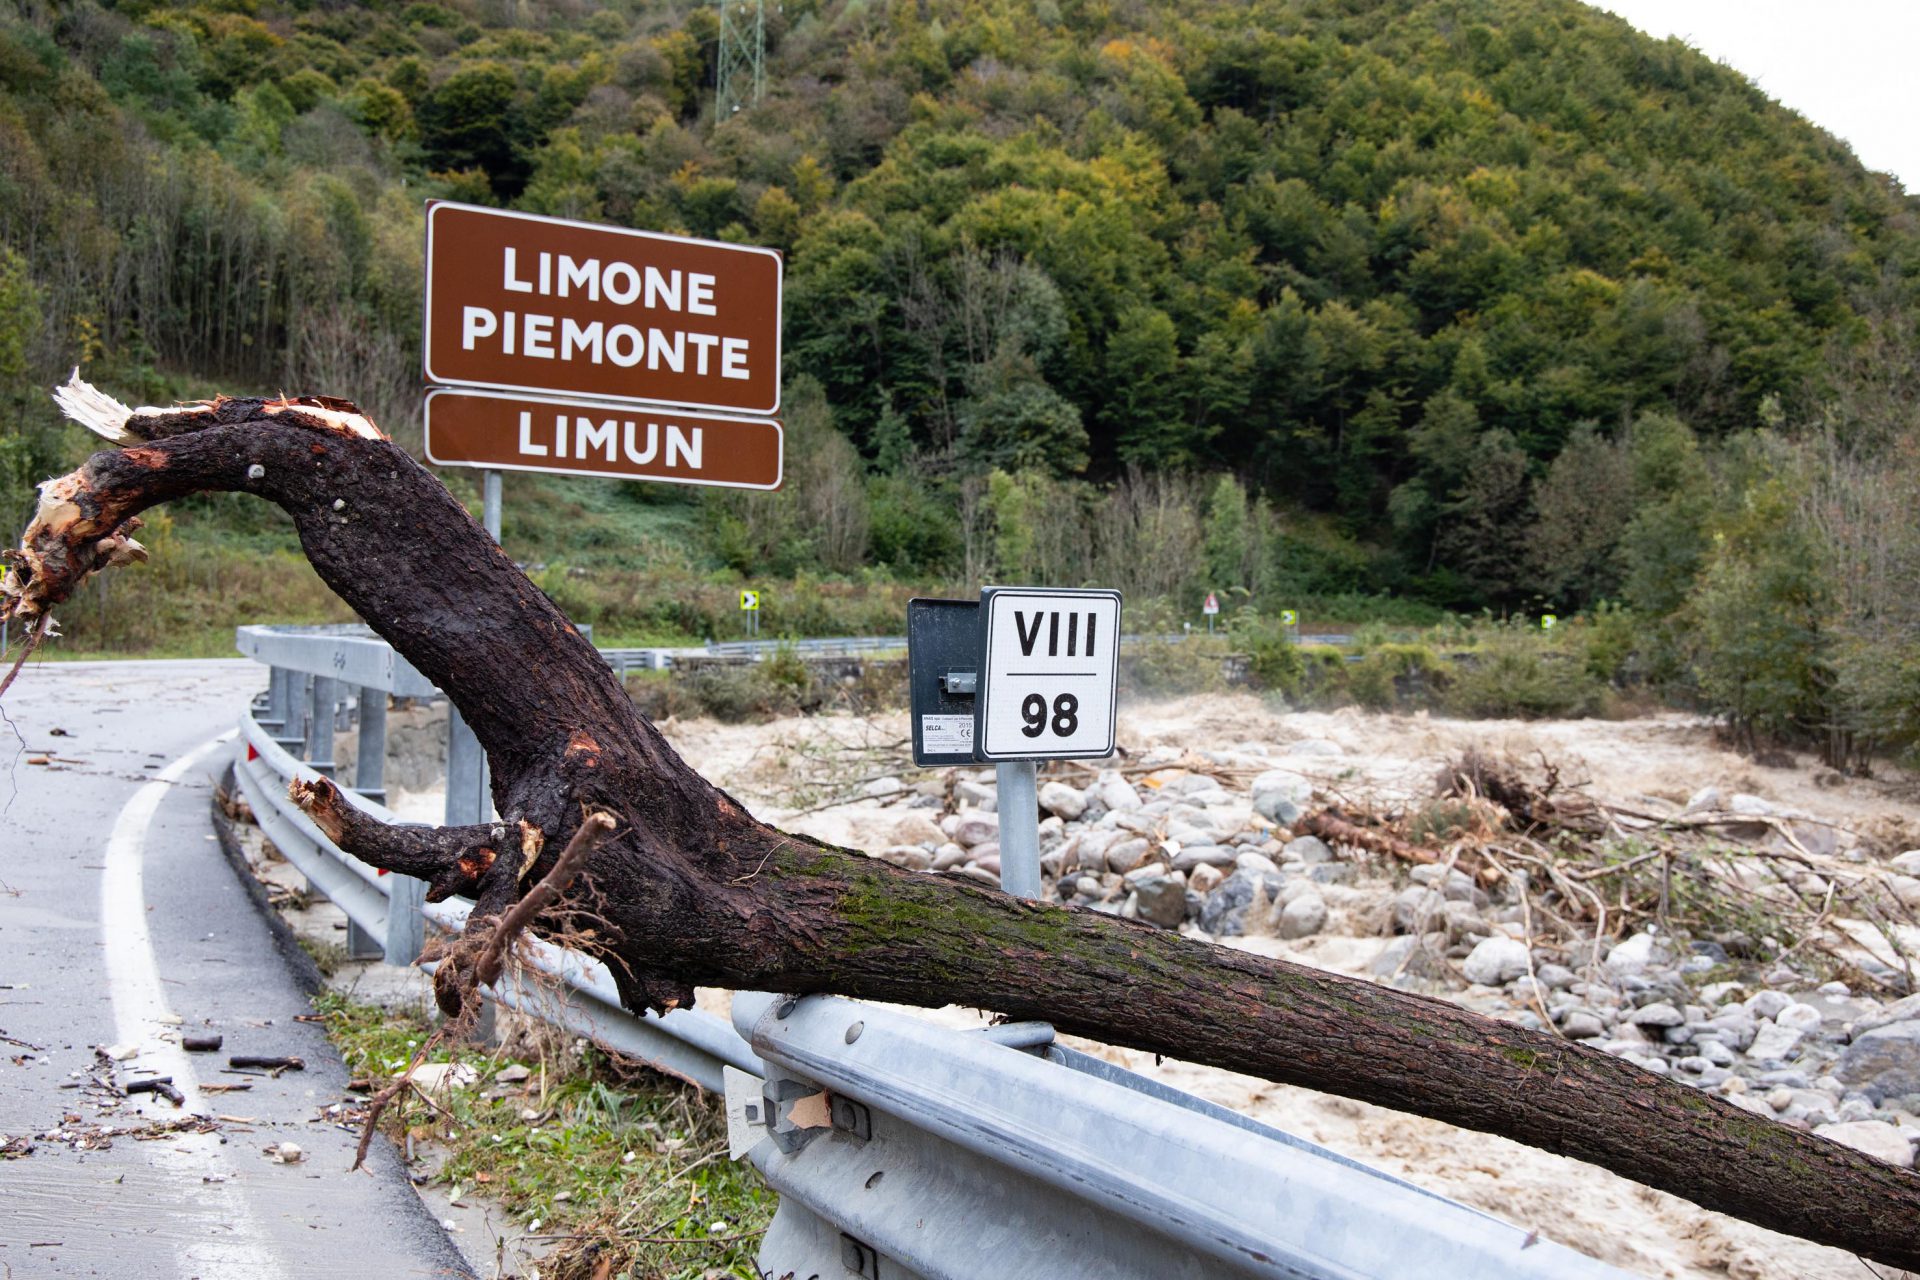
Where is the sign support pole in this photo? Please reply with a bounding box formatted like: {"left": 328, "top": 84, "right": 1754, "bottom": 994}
{"left": 482, "top": 468, "right": 502, "bottom": 542}
{"left": 996, "top": 759, "right": 1041, "bottom": 899}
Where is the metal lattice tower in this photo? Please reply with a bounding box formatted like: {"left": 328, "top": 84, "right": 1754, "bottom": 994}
{"left": 715, "top": 0, "right": 766, "bottom": 117}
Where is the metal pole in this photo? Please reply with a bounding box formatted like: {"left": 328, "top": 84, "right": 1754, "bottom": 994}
{"left": 305, "top": 675, "right": 340, "bottom": 777}
{"left": 279, "top": 672, "right": 311, "bottom": 755}
{"left": 353, "top": 686, "right": 387, "bottom": 803}
{"left": 262, "top": 664, "right": 288, "bottom": 730}
{"left": 995, "top": 760, "right": 1040, "bottom": 898}
{"left": 445, "top": 703, "right": 486, "bottom": 827}
{"left": 482, "top": 468, "right": 502, "bottom": 543}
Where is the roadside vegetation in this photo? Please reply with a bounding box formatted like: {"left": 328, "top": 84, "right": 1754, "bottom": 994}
{"left": 314, "top": 991, "right": 772, "bottom": 1280}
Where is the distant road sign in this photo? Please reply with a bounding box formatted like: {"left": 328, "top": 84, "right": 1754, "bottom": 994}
{"left": 424, "top": 201, "right": 783, "bottom": 416}
{"left": 740, "top": 590, "right": 760, "bottom": 612}
{"left": 1280, "top": 609, "right": 1299, "bottom": 626}
{"left": 975, "top": 587, "right": 1121, "bottom": 761}
{"left": 1203, "top": 592, "right": 1220, "bottom": 615}
{"left": 1541, "top": 614, "right": 1558, "bottom": 631}
{"left": 424, "top": 388, "right": 782, "bottom": 490}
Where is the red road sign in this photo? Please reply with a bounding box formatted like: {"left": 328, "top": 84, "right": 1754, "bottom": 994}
{"left": 1203, "top": 592, "right": 1220, "bottom": 615}
{"left": 424, "top": 202, "right": 782, "bottom": 416}
{"left": 425, "top": 388, "right": 783, "bottom": 491}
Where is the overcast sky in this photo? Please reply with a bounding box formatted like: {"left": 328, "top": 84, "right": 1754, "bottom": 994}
{"left": 1598, "top": 1, "right": 1918, "bottom": 193}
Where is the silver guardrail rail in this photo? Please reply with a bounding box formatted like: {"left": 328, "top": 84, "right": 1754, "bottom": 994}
{"left": 230, "top": 622, "right": 1636, "bottom": 1280}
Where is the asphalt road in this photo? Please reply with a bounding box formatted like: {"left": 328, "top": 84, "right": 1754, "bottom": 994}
{"left": 0, "top": 659, "right": 471, "bottom": 1279}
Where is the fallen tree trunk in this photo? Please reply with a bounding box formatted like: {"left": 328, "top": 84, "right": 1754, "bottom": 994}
{"left": 7, "top": 380, "right": 1919, "bottom": 1271}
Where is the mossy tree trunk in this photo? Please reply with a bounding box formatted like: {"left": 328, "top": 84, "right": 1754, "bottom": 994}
{"left": 5, "top": 383, "right": 1919, "bottom": 1272}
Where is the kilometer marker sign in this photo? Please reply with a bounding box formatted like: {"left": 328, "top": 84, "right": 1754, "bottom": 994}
{"left": 975, "top": 587, "right": 1122, "bottom": 761}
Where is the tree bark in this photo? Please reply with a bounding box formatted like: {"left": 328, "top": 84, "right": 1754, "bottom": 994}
{"left": 7, "top": 383, "right": 1920, "bottom": 1272}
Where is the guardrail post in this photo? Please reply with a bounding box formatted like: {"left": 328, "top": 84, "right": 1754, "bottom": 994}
{"left": 352, "top": 685, "right": 387, "bottom": 804}
{"left": 445, "top": 702, "right": 488, "bottom": 826}
{"left": 305, "top": 675, "right": 340, "bottom": 777}
{"left": 278, "top": 671, "right": 311, "bottom": 755}
{"left": 260, "top": 665, "right": 288, "bottom": 730}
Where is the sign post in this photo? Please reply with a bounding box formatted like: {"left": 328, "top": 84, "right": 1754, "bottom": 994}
{"left": 975, "top": 587, "right": 1122, "bottom": 898}
{"left": 1203, "top": 591, "right": 1220, "bottom": 634}
{"left": 740, "top": 588, "right": 760, "bottom": 637}
{"left": 908, "top": 587, "right": 1124, "bottom": 900}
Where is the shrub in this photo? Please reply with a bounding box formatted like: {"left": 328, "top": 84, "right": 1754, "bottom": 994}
{"left": 1445, "top": 626, "right": 1605, "bottom": 719}
{"left": 1347, "top": 643, "right": 1446, "bottom": 710}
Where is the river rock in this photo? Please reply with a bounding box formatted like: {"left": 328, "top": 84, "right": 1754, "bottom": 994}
{"left": 1200, "top": 870, "right": 1273, "bottom": 936}
{"left": 1630, "top": 1002, "right": 1685, "bottom": 1028}
{"left": 1835, "top": 1019, "right": 1920, "bottom": 1106}
{"left": 889, "top": 814, "right": 946, "bottom": 847}
{"left": 1188, "top": 862, "right": 1226, "bottom": 895}
{"left": 1746, "top": 1021, "right": 1806, "bottom": 1064}
{"left": 1391, "top": 886, "right": 1446, "bottom": 934}
{"left": 1850, "top": 994, "right": 1920, "bottom": 1038}
{"left": 1603, "top": 931, "right": 1660, "bottom": 976}
{"left": 931, "top": 844, "right": 969, "bottom": 871}
{"left": 1133, "top": 872, "right": 1189, "bottom": 928}
{"left": 1775, "top": 1002, "right": 1824, "bottom": 1032}
{"left": 1105, "top": 837, "right": 1157, "bottom": 874}
{"left": 1813, "top": 1120, "right": 1916, "bottom": 1168}
{"left": 1173, "top": 845, "right": 1238, "bottom": 873}
{"left": 1461, "top": 936, "right": 1530, "bottom": 986}
{"left": 954, "top": 813, "right": 999, "bottom": 847}
{"left": 1746, "top": 990, "right": 1794, "bottom": 1020}
{"left": 1250, "top": 769, "right": 1313, "bottom": 824}
{"left": 1100, "top": 777, "right": 1143, "bottom": 811}
{"left": 1560, "top": 1010, "right": 1607, "bottom": 1039}
{"left": 876, "top": 845, "right": 934, "bottom": 871}
{"left": 1282, "top": 835, "right": 1333, "bottom": 865}
{"left": 1892, "top": 850, "right": 1920, "bottom": 875}
{"left": 1235, "top": 851, "right": 1281, "bottom": 876}
{"left": 1369, "top": 933, "right": 1452, "bottom": 982}
{"left": 1038, "top": 781, "right": 1087, "bottom": 821}
{"left": 1278, "top": 893, "right": 1328, "bottom": 940}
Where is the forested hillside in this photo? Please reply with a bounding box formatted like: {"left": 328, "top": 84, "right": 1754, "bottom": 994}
{"left": 4, "top": 0, "right": 1920, "bottom": 758}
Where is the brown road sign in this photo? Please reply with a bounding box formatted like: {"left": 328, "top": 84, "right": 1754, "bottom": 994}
{"left": 424, "top": 201, "right": 782, "bottom": 415}
{"left": 425, "top": 388, "right": 783, "bottom": 491}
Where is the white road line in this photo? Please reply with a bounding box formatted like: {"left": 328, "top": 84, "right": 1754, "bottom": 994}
{"left": 102, "top": 731, "right": 289, "bottom": 1280}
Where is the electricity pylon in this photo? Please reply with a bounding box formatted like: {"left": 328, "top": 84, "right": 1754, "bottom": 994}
{"left": 715, "top": 0, "right": 765, "bottom": 117}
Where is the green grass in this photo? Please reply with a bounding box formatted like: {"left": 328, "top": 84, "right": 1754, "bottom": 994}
{"left": 313, "top": 992, "right": 774, "bottom": 1280}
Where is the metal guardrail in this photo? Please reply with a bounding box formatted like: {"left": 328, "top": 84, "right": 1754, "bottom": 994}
{"left": 231, "top": 623, "right": 1636, "bottom": 1280}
